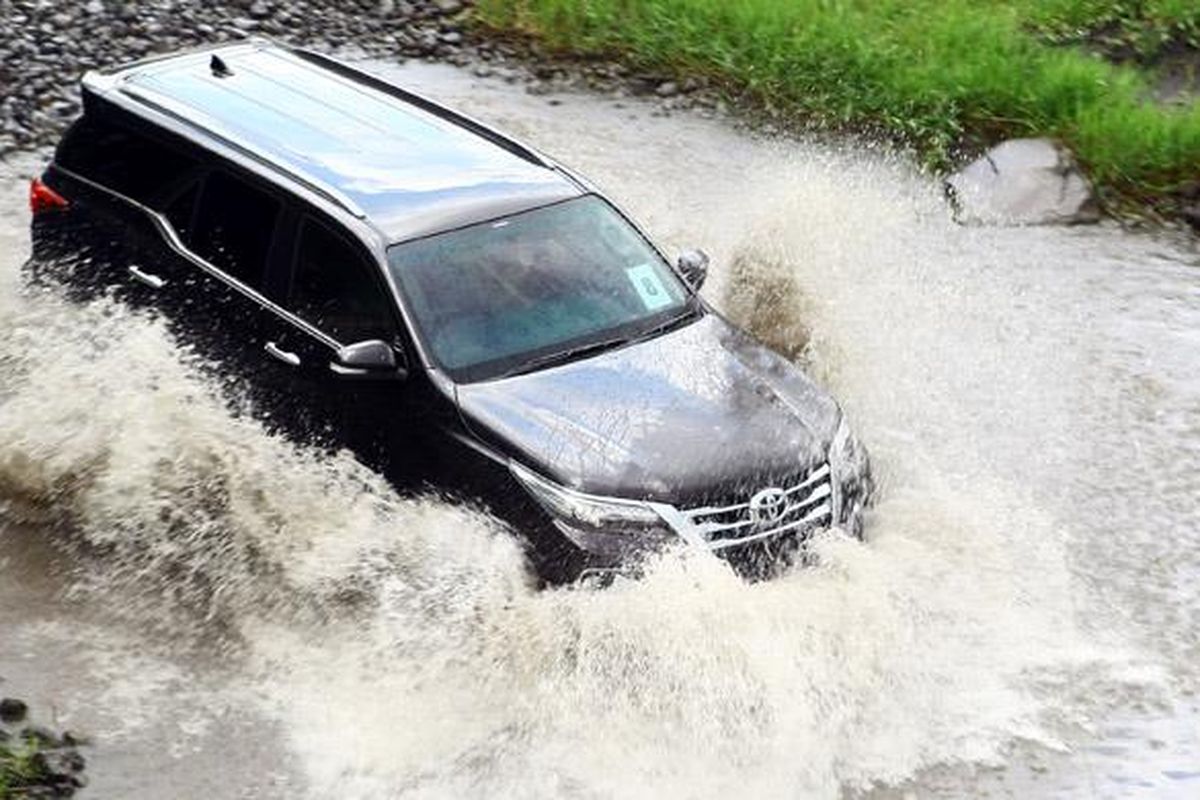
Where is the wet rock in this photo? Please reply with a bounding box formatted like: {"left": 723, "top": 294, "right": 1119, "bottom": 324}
{"left": 0, "top": 696, "right": 28, "bottom": 722}
{"left": 655, "top": 80, "right": 679, "bottom": 97}
{"left": 21, "top": 724, "right": 62, "bottom": 747}
{"left": 1182, "top": 204, "right": 1200, "bottom": 233}
{"left": 945, "top": 138, "right": 1100, "bottom": 226}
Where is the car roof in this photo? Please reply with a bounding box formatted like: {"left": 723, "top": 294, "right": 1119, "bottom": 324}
{"left": 81, "top": 41, "right": 582, "bottom": 244}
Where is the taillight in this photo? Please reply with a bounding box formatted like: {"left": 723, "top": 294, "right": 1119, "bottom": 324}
{"left": 30, "top": 177, "right": 69, "bottom": 214}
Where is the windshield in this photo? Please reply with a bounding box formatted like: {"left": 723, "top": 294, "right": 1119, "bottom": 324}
{"left": 388, "top": 195, "right": 693, "bottom": 382}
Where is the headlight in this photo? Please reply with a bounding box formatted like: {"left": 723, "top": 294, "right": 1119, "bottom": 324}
{"left": 510, "top": 462, "right": 662, "bottom": 528}
{"left": 509, "top": 462, "right": 674, "bottom": 557}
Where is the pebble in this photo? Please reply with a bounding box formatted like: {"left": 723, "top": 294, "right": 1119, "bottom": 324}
{"left": 0, "top": 696, "right": 28, "bottom": 723}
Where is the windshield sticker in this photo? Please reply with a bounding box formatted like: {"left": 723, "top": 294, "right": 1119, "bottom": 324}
{"left": 626, "top": 263, "right": 673, "bottom": 311}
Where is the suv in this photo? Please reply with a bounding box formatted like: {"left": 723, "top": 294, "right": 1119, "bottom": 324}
{"left": 29, "top": 41, "right": 872, "bottom": 583}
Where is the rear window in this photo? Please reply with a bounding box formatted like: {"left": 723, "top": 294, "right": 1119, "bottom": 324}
{"left": 56, "top": 115, "right": 197, "bottom": 205}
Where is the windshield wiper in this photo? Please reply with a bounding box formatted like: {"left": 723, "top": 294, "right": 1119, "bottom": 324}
{"left": 628, "top": 303, "right": 700, "bottom": 344}
{"left": 495, "top": 304, "right": 702, "bottom": 380}
{"left": 496, "top": 334, "right": 635, "bottom": 379}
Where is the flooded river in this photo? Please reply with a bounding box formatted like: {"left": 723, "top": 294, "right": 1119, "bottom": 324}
{"left": 1, "top": 60, "right": 1198, "bottom": 798}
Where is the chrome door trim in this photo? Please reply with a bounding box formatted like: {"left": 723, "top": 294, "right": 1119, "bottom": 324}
{"left": 55, "top": 164, "right": 340, "bottom": 351}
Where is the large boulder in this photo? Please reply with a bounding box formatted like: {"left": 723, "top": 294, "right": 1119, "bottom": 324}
{"left": 945, "top": 138, "right": 1100, "bottom": 225}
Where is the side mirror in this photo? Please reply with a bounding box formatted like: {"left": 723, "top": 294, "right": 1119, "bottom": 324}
{"left": 330, "top": 339, "right": 407, "bottom": 380}
{"left": 676, "top": 249, "right": 709, "bottom": 291}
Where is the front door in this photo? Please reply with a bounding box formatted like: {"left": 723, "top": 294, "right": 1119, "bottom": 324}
{"left": 267, "top": 213, "right": 411, "bottom": 468}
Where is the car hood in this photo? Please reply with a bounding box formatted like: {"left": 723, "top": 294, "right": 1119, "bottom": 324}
{"left": 455, "top": 314, "right": 841, "bottom": 502}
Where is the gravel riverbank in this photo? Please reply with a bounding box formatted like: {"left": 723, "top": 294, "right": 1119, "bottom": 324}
{"left": 0, "top": 0, "right": 484, "bottom": 156}
{"left": 0, "top": 0, "right": 727, "bottom": 160}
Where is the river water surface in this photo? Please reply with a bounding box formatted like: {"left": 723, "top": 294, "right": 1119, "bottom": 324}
{"left": 1, "top": 60, "right": 1198, "bottom": 799}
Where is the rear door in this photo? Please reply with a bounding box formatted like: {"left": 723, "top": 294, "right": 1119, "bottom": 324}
{"left": 152, "top": 165, "right": 324, "bottom": 436}
{"left": 36, "top": 111, "right": 201, "bottom": 305}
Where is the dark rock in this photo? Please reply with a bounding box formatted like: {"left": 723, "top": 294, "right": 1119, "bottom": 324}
{"left": 60, "top": 730, "right": 91, "bottom": 747}
{"left": 945, "top": 138, "right": 1100, "bottom": 226}
{"left": 40, "top": 748, "right": 87, "bottom": 775}
{"left": 20, "top": 724, "right": 62, "bottom": 747}
{"left": 1181, "top": 204, "right": 1200, "bottom": 233}
{"left": 0, "top": 696, "right": 28, "bottom": 723}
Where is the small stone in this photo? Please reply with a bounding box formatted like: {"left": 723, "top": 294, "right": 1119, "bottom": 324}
{"left": 84, "top": 0, "right": 105, "bottom": 14}
{"left": 440, "top": 31, "right": 462, "bottom": 45}
{"left": 0, "top": 697, "right": 28, "bottom": 723}
{"left": 248, "top": 1, "right": 271, "bottom": 19}
{"left": 20, "top": 724, "right": 60, "bottom": 747}
{"left": 377, "top": 0, "right": 395, "bottom": 14}
{"left": 434, "top": 0, "right": 463, "bottom": 14}
{"left": 655, "top": 81, "right": 679, "bottom": 97}
{"left": 1181, "top": 203, "right": 1200, "bottom": 233}
{"left": 61, "top": 730, "right": 91, "bottom": 747}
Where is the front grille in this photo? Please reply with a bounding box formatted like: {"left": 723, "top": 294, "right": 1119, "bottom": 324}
{"left": 678, "top": 463, "right": 833, "bottom": 550}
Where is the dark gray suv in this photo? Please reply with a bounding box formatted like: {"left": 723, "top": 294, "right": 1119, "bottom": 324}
{"left": 29, "top": 41, "right": 872, "bottom": 583}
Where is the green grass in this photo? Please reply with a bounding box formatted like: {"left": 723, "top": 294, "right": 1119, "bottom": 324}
{"left": 475, "top": 0, "right": 1200, "bottom": 209}
{"left": 1015, "top": 0, "right": 1200, "bottom": 57}
{"left": 0, "top": 739, "right": 51, "bottom": 799}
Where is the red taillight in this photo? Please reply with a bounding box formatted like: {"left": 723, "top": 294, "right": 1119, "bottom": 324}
{"left": 30, "top": 177, "right": 69, "bottom": 214}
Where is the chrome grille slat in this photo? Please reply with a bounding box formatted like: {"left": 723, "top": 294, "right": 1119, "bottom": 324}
{"left": 706, "top": 503, "right": 833, "bottom": 551}
{"left": 689, "top": 483, "right": 831, "bottom": 535}
{"left": 682, "top": 463, "right": 831, "bottom": 518}
{"left": 676, "top": 461, "right": 834, "bottom": 548}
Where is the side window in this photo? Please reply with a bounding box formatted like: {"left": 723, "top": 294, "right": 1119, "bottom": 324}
{"left": 56, "top": 115, "right": 196, "bottom": 204}
{"left": 289, "top": 219, "right": 394, "bottom": 343}
{"left": 190, "top": 171, "right": 280, "bottom": 289}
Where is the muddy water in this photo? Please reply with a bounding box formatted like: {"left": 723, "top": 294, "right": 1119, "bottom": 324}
{"left": 1, "top": 61, "right": 1198, "bottom": 798}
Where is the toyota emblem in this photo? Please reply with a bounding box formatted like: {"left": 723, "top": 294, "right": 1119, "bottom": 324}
{"left": 748, "top": 487, "right": 787, "bottom": 524}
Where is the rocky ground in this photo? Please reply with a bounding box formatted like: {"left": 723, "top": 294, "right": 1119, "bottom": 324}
{"left": 0, "top": 695, "right": 87, "bottom": 798}
{"left": 0, "top": 0, "right": 722, "bottom": 159}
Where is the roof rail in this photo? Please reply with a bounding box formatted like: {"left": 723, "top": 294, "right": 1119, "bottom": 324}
{"left": 285, "top": 44, "right": 555, "bottom": 170}
{"left": 85, "top": 71, "right": 367, "bottom": 218}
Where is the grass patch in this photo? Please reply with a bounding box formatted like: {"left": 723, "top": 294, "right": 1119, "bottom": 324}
{"left": 476, "top": 0, "right": 1200, "bottom": 210}
{"left": 0, "top": 738, "right": 51, "bottom": 799}
{"left": 1016, "top": 0, "right": 1200, "bottom": 59}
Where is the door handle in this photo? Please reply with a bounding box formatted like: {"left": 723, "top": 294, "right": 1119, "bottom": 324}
{"left": 128, "top": 265, "right": 166, "bottom": 290}
{"left": 264, "top": 341, "right": 301, "bottom": 367}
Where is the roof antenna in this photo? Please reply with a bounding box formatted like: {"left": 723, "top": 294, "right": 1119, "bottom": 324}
{"left": 210, "top": 54, "right": 233, "bottom": 78}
